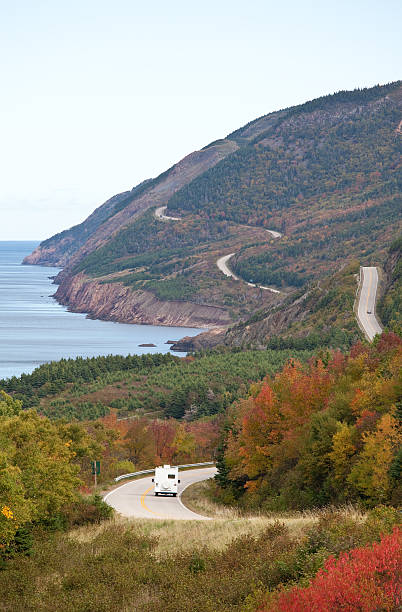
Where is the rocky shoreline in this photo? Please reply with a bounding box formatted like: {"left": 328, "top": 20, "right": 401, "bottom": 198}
{"left": 53, "top": 272, "right": 232, "bottom": 331}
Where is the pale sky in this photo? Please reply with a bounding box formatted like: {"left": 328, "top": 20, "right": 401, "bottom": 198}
{"left": 1, "top": 0, "right": 401, "bottom": 240}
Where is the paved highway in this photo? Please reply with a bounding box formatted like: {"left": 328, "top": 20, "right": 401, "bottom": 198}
{"left": 154, "top": 205, "right": 282, "bottom": 294}
{"left": 216, "top": 251, "right": 281, "bottom": 293}
{"left": 357, "top": 267, "right": 382, "bottom": 341}
{"left": 154, "top": 205, "right": 181, "bottom": 221}
{"left": 216, "top": 253, "right": 239, "bottom": 279}
{"left": 104, "top": 467, "right": 216, "bottom": 520}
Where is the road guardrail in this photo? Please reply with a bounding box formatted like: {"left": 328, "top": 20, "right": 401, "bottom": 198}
{"left": 114, "top": 461, "right": 215, "bottom": 482}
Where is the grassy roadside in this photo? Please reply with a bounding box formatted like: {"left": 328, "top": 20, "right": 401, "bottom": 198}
{"left": 78, "top": 478, "right": 324, "bottom": 557}
{"left": 69, "top": 514, "right": 313, "bottom": 556}
{"left": 3, "top": 490, "right": 395, "bottom": 612}
{"left": 70, "top": 506, "right": 331, "bottom": 558}
{"left": 180, "top": 479, "right": 240, "bottom": 518}
{"left": 98, "top": 476, "right": 365, "bottom": 556}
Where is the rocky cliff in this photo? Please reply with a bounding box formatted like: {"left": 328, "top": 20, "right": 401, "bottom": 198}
{"left": 54, "top": 273, "right": 231, "bottom": 328}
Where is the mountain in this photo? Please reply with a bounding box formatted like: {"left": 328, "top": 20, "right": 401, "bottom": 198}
{"left": 24, "top": 142, "right": 238, "bottom": 268}
{"left": 24, "top": 82, "right": 402, "bottom": 341}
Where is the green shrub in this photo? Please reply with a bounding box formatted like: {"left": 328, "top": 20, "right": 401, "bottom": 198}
{"left": 61, "top": 495, "right": 114, "bottom": 527}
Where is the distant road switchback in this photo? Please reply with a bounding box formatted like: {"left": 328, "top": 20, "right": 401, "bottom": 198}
{"left": 216, "top": 228, "right": 282, "bottom": 294}
{"left": 154, "top": 205, "right": 181, "bottom": 221}
{"left": 357, "top": 266, "right": 382, "bottom": 341}
{"left": 104, "top": 467, "right": 216, "bottom": 520}
{"left": 154, "top": 204, "right": 282, "bottom": 294}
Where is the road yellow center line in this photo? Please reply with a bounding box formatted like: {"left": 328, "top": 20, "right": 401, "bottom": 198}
{"left": 140, "top": 484, "right": 163, "bottom": 517}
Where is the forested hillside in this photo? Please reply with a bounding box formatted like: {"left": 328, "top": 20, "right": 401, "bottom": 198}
{"left": 23, "top": 140, "right": 238, "bottom": 268}
{"left": 167, "top": 82, "right": 401, "bottom": 288}
{"left": 378, "top": 235, "right": 402, "bottom": 334}
{"left": 0, "top": 349, "right": 310, "bottom": 421}
{"left": 23, "top": 81, "right": 402, "bottom": 347}
{"left": 225, "top": 259, "right": 363, "bottom": 350}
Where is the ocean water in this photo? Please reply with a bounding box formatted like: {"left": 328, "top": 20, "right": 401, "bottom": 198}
{"left": 0, "top": 241, "right": 203, "bottom": 379}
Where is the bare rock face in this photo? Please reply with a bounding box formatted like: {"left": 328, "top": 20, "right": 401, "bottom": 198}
{"left": 54, "top": 274, "right": 232, "bottom": 329}
{"left": 173, "top": 291, "right": 310, "bottom": 351}
{"left": 224, "top": 294, "right": 310, "bottom": 347}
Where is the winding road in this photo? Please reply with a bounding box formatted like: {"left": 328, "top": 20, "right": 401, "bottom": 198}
{"left": 216, "top": 252, "right": 281, "bottom": 294}
{"left": 154, "top": 205, "right": 282, "bottom": 293}
{"left": 216, "top": 253, "right": 239, "bottom": 279}
{"left": 216, "top": 227, "right": 282, "bottom": 294}
{"left": 104, "top": 467, "right": 216, "bottom": 520}
{"left": 357, "top": 266, "right": 382, "bottom": 341}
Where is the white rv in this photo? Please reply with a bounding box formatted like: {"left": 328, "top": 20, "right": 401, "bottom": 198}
{"left": 152, "top": 465, "right": 180, "bottom": 496}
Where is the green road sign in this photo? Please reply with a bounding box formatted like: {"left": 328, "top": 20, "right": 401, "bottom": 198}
{"left": 92, "top": 460, "right": 100, "bottom": 475}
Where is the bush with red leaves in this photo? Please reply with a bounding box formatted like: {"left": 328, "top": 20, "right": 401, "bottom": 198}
{"left": 264, "top": 527, "right": 402, "bottom": 612}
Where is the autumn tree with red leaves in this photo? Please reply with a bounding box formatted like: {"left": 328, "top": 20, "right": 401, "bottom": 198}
{"left": 217, "top": 334, "right": 402, "bottom": 509}
{"left": 264, "top": 528, "right": 402, "bottom": 612}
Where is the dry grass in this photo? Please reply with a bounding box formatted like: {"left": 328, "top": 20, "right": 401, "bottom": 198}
{"left": 71, "top": 480, "right": 366, "bottom": 557}
{"left": 181, "top": 479, "right": 243, "bottom": 519}
{"left": 70, "top": 514, "right": 311, "bottom": 556}
{"left": 181, "top": 479, "right": 365, "bottom": 522}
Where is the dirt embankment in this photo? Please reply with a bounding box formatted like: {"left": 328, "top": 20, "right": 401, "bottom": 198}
{"left": 170, "top": 291, "right": 308, "bottom": 351}
{"left": 54, "top": 273, "right": 232, "bottom": 329}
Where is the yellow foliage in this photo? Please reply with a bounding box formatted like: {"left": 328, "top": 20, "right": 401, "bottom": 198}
{"left": 329, "top": 423, "right": 356, "bottom": 482}
{"left": 172, "top": 424, "right": 196, "bottom": 462}
{"left": 348, "top": 412, "right": 402, "bottom": 504}
{"left": 1, "top": 506, "right": 14, "bottom": 520}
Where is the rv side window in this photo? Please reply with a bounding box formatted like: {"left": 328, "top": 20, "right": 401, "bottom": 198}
{"left": 168, "top": 474, "right": 175, "bottom": 479}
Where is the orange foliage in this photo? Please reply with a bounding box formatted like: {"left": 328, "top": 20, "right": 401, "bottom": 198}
{"left": 231, "top": 358, "right": 335, "bottom": 485}
{"left": 99, "top": 411, "right": 219, "bottom": 471}
{"left": 223, "top": 334, "right": 402, "bottom": 505}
